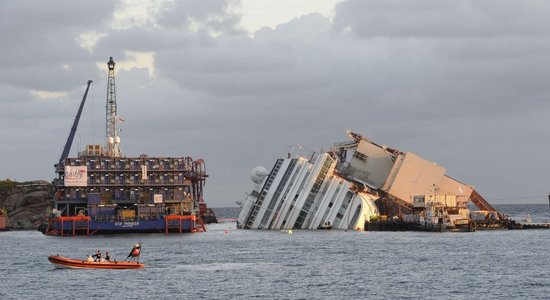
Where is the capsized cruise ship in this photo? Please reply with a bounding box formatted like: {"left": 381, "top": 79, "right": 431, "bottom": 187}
{"left": 237, "top": 131, "right": 500, "bottom": 231}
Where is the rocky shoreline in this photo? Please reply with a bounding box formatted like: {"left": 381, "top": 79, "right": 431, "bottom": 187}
{"left": 0, "top": 180, "right": 53, "bottom": 230}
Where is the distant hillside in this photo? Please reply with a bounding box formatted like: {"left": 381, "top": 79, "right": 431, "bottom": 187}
{"left": 211, "top": 207, "right": 240, "bottom": 219}
{"left": 0, "top": 179, "right": 53, "bottom": 229}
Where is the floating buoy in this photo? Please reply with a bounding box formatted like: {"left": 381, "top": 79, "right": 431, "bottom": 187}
{"left": 224, "top": 230, "right": 228, "bottom": 234}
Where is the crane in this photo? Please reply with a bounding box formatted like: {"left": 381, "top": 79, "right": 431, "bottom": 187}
{"left": 56, "top": 80, "right": 93, "bottom": 171}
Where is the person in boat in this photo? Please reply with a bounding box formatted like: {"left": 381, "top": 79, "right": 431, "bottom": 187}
{"left": 92, "top": 250, "right": 101, "bottom": 262}
{"left": 105, "top": 252, "right": 111, "bottom": 262}
{"left": 125, "top": 244, "right": 141, "bottom": 262}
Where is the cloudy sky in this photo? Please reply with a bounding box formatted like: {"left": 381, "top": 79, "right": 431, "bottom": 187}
{"left": 1, "top": 0, "right": 549, "bottom": 206}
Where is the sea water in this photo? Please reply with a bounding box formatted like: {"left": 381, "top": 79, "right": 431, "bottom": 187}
{"left": 0, "top": 204, "right": 548, "bottom": 299}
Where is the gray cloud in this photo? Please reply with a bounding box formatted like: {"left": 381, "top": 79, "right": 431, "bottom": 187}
{"left": 334, "top": 0, "right": 550, "bottom": 38}
{"left": 1, "top": 0, "right": 549, "bottom": 206}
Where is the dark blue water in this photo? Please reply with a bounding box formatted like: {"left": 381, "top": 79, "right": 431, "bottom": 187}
{"left": 495, "top": 204, "right": 550, "bottom": 224}
{"left": 1, "top": 205, "right": 548, "bottom": 299}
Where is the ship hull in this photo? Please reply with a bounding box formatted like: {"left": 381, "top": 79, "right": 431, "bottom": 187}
{"left": 41, "top": 216, "right": 199, "bottom": 235}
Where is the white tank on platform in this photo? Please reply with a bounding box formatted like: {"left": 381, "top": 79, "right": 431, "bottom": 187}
{"left": 250, "top": 166, "right": 268, "bottom": 184}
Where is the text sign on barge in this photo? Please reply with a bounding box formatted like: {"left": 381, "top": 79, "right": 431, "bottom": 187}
{"left": 64, "top": 166, "right": 88, "bottom": 187}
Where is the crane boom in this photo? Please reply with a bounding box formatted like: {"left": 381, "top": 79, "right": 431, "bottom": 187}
{"left": 57, "top": 80, "right": 93, "bottom": 169}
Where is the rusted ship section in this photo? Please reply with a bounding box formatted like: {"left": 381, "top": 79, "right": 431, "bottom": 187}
{"left": 0, "top": 207, "right": 8, "bottom": 231}
{"left": 334, "top": 132, "right": 498, "bottom": 231}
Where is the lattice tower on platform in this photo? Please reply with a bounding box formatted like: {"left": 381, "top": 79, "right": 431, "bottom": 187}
{"left": 106, "top": 57, "right": 121, "bottom": 157}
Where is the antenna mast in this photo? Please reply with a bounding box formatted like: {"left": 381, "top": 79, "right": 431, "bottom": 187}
{"left": 106, "top": 57, "right": 121, "bottom": 157}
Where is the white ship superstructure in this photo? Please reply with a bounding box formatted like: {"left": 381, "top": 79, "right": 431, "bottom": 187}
{"left": 238, "top": 152, "right": 379, "bottom": 230}
{"left": 238, "top": 131, "right": 501, "bottom": 231}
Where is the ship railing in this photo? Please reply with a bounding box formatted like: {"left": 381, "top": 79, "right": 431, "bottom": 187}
{"left": 88, "top": 166, "right": 193, "bottom": 172}
{"left": 84, "top": 181, "right": 188, "bottom": 186}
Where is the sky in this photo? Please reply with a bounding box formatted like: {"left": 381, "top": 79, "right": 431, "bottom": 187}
{"left": 1, "top": 0, "right": 549, "bottom": 206}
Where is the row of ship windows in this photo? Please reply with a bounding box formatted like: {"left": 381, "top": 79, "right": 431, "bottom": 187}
{"left": 259, "top": 160, "right": 298, "bottom": 226}
{"left": 252, "top": 156, "right": 341, "bottom": 229}
{"left": 82, "top": 173, "right": 189, "bottom": 182}
{"left": 293, "top": 158, "right": 333, "bottom": 228}
{"left": 246, "top": 160, "right": 283, "bottom": 226}
{"left": 84, "top": 180, "right": 189, "bottom": 185}
{"left": 65, "top": 160, "right": 193, "bottom": 170}
{"left": 255, "top": 157, "right": 333, "bottom": 229}
{"left": 261, "top": 178, "right": 351, "bottom": 229}
{"left": 64, "top": 188, "right": 190, "bottom": 202}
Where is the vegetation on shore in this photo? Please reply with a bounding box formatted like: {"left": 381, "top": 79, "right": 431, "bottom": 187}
{"left": 0, "top": 179, "right": 19, "bottom": 192}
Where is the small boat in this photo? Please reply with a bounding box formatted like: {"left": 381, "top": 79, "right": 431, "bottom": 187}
{"left": 318, "top": 222, "right": 332, "bottom": 230}
{"left": 48, "top": 255, "right": 144, "bottom": 269}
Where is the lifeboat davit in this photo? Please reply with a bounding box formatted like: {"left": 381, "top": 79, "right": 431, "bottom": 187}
{"left": 48, "top": 255, "right": 144, "bottom": 269}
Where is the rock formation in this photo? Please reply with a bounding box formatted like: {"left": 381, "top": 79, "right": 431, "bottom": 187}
{"left": 0, "top": 180, "right": 53, "bottom": 229}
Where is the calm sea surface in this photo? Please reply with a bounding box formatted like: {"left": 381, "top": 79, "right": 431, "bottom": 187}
{"left": 0, "top": 204, "right": 549, "bottom": 299}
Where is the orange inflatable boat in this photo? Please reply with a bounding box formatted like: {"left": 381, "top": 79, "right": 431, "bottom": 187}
{"left": 48, "top": 255, "right": 144, "bottom": 269}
